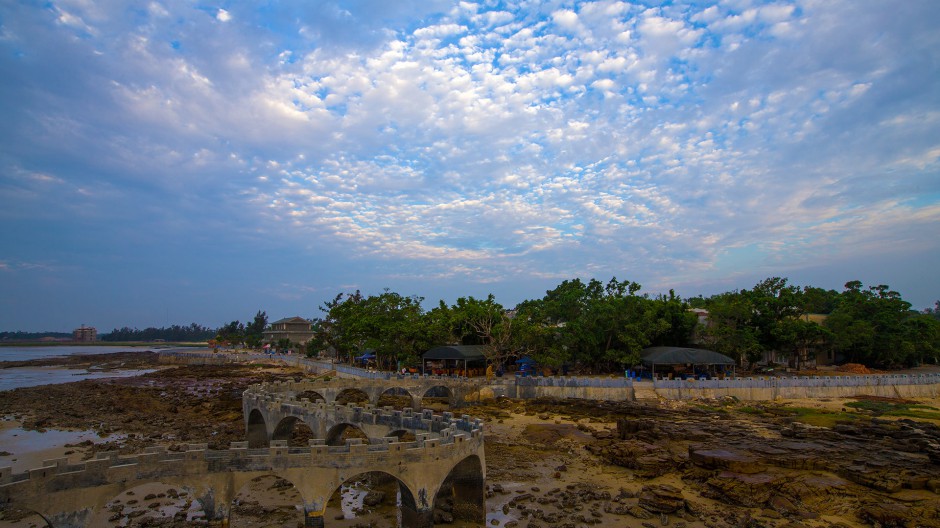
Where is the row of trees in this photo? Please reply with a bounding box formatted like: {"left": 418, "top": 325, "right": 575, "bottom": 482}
{"left": 100, "top": 323, "right": 217, "bottom": 342}
{"left": 694, "top": 279, "right": 939, "bottom": 369}
{"left": 107, "top": 278, "right": 931, "bottom": 371}
{"left": 303, "top": 278, "right": 939, "bottom": 373}
{"left": 213, "top": 311, "right": 268, "bottom": 348}
{"left": 0, "top": 331, "right": 72, "bottom": 341}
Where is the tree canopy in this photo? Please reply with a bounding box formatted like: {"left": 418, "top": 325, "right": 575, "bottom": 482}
{"left": 300, "top": 277, "right": 939, "bottom": 372}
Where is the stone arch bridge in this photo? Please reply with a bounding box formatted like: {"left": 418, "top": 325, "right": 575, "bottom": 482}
{"left": 0, "top": 381, "right": 486, "bottom": 527}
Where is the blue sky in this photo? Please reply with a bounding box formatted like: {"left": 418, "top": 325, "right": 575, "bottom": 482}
{"left": 1, "top": 0, "right": 938, "bottom": 332}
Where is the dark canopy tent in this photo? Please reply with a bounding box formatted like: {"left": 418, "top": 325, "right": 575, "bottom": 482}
{"left": 422, "top": 345, "right": 486, "bottom": 376}
{"left": 641, "top": 346, "right": 735, "bottom": 378}
{"left": 354, "top": 351, "right": 376, "bottom": 365}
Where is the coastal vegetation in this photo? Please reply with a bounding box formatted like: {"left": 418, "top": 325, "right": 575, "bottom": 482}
{"left": 4, "top": 278, "right": 938, "bottom": 373}
{"left": 305, "top": 277, "right": 940, "bottom": 374}
{"left": 100, "top": 323, "right": 217, "bottom": 343}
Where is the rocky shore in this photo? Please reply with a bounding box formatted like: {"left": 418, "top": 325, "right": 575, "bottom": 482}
{"left": 0, "top": 354, "right": 938, "bottom": 527}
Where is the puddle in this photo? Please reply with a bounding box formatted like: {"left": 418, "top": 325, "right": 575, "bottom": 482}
{"left": 0, "top": 424, "right": 106, "bottom": 472}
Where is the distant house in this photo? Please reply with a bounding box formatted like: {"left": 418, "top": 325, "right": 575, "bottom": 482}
{"left": 262, "top": 317, "right": 315, "bottom": 345}
{"left": 72, "top": 325, "right": 97, "bottom": 342}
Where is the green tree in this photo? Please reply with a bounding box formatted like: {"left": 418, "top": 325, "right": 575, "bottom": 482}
{"left": 514, "top": 277, "right": 679, "bottom": 373}
{"left": 446, "top": 295, "right": 524, "bottom": 367}
{"left": 745, "top": 277, "right": 803, "bottom": 355}
{"left": 702, "top": 291, "right": 761, "bottom": 365}
{"left": 215, "top": 320, "right": 245, "bottom": 348}
{"left": 825, "top": 281, "right": 917, "bottom": 367}
{"left": 773, "top": 317, "right": 833, "bottom": 370}
{"left": 649, "top": 290, "right": 699, "bottom": 347}
{"left": 801, "top": 287, "right": 840, "bottom": 314}
{"left": 903, "top": 314, "right": 940, "bottom": 365}
{"left": 244, "top": 310, "right": 267, "bottom": 348}
{"left": 318, "top": 289, "right": 427, "bottom": 371}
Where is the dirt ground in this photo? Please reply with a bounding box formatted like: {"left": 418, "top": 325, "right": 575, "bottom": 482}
{"left": 1, "top": 355, "right": 939, "bottom": 527}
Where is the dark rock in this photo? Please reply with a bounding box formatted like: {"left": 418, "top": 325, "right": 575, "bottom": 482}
{"left": 638, "top": 484, "right": 685, "bottom": 513}
{"left": 704, "top": 471, "right": 779, "bottom": 507}
{"left": 362, "top": 490, "right": 384, "bottom": 507}
{"left": 689, "top": 447, "right": 765, "bottom": 474}
{"left": 859, "top": 502, "right": 911, "bottom": 528}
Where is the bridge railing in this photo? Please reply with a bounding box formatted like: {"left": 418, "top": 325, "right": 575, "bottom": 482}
{"left": 1, "top": 429, "right": 484, "bottom": 487}
{"left": 652, "top": 372, "right": 940, "bottom": 389}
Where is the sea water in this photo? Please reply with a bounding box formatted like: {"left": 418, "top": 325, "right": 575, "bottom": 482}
{"left": 0, "top": 345, "right": 166, "bottom": 391}
{"left": 0, "top": 345, "right": 157, "bottom": 362}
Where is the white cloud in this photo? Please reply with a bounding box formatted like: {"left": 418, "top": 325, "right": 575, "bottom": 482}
{"left": 2, "top": 0, "right": 939, "bottom": 319}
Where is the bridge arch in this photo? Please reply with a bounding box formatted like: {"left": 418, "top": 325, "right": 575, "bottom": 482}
{"left": 246, "top": 408, "right": 268, "bottom": 448}
{"left": 324, "top": 469, "right": 419, "bottom": 527}
{"left": 324, "top": 423, "right": 370, "bottom": 446}
{"left": 387, "top": 429, "right": 417, "bottom": 442}
{"left": 297, "top": 389, "right": 326, "bottom": 403}
{"left": 335, "top": 388, "right": 370, "bottom": 405}
{"left": 422, "top": 384, "right": 455, "bottom": 408}
{"left": 272, "top": 416, "right": 316, "bottom": 446}
{"left": 378, "top": 386, "right": 417, "bottom": 409}
{"left": 433, "top": 454, "right": 486, "bottom": 524}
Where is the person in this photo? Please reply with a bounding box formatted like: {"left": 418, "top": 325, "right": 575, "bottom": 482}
{"left": 486, "top": 364, "right": 494, "bottom": 380}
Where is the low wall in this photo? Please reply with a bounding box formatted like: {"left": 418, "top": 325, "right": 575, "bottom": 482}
{"left": 504, "top": 376, "right": 634, "bottom": 401}
{"left": 159, "top": 352, "right": 940, "bottom": 402}
{"left": 652, "top": 374, "right": 940, "bottom": 400}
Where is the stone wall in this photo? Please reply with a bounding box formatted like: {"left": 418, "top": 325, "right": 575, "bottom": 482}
{"left": 506, "top": 376, "right": 634, "bottom": 401}
{"left": 651, "top": 373, "right": 940, "bottom": 400}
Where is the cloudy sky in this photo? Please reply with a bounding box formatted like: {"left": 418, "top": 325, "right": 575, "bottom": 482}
{"left": 1, "top": 0, "right": 938, "bottom": 332}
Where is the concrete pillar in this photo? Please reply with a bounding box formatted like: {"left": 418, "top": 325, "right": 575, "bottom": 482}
{"left": 400, "top": 506, "right": 434, "bottom": 528}
{"left": 304, "top": 508, "right": 325, "bottom": 527}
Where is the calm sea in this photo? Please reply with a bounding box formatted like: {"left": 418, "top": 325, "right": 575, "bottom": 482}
{"left": 0, "top": 346, "right": 182, "bottom": 391}
{"left": 0, "top": 345, "right": 156, "bottom": 362}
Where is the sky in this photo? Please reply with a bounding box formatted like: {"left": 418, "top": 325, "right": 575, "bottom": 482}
{"left": 1, "top": 0, "right": 939, "bottom": 332}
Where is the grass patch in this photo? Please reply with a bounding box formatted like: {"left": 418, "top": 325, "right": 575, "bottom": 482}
{"left": 691, "top": 403, "right": 730, "bottom": 413}
{"left": 846, "top": 400, "right": 940, "bottom": 421}
{"left": 737, "top": 406, "right": 765, "bottom": 415}
{"left": 782, "top": 407, "right": 858, "bottom": 428}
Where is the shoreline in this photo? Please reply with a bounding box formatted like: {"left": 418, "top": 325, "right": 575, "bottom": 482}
{"left": 0, "top": 342, "right": 208, "bottom": 347}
